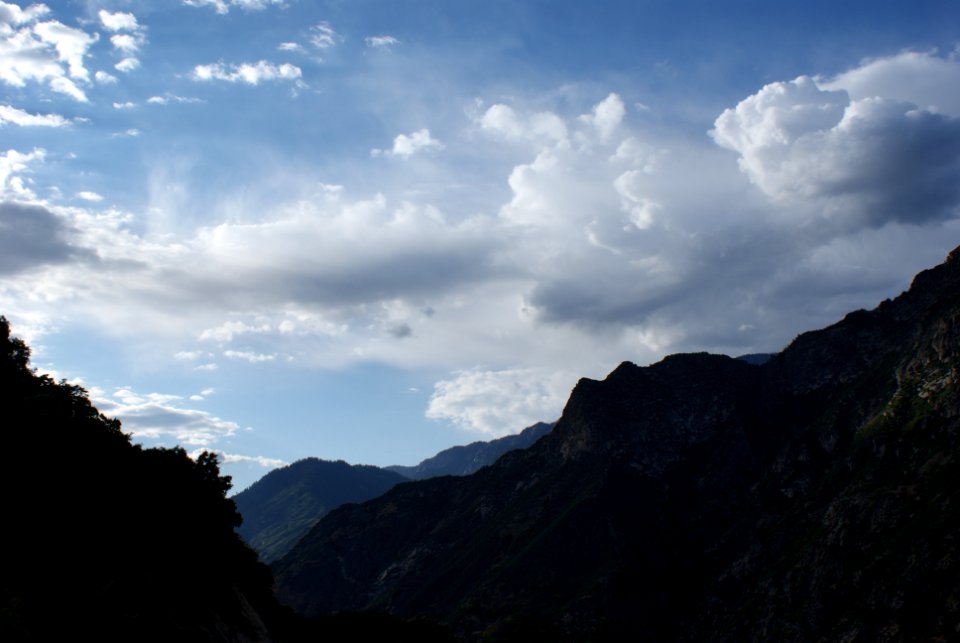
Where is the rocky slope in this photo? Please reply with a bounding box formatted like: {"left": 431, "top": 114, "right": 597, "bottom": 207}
{"left": 272, "top": 248, "right": 960, "bottom": 641}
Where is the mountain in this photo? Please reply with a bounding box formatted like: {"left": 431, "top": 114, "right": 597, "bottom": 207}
{"left": 0, "top": 317, "right": 283, "bottom": 643}
{"left": 272, "top": 247, "right": 960, "bottom": 641}
{"left": 385, "top": 422, "right": 554, "bottom": 479}
{"left": 234, "top": 459, "right": 407, "bottom": 562}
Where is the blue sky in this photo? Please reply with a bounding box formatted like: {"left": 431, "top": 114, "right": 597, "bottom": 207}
{"left": 3, "top": 0, "right": 960, "bottom": 491}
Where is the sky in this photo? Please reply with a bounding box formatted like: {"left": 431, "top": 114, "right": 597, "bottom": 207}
{"left": 3, "top": 0, "right": 960, "bottom": 492}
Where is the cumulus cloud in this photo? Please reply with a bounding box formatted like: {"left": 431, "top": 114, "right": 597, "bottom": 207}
{"left": 578, "top": 92, "right": 626, "bottom": 142}
{"left": 98, "top": 9, "right": 138, "bottom": 32}
{"left": 110, "top": 33, "right": 142, "bottom": 53}
{"left": 427, "top": 368, "right": 573, "bottom": 436}
{"left": 114, "top": 57, "right": 139, "bottom": 73}
{"left": 480, "top": 103, "right": 568, "bottom": 144}
{"left": 94, "top": 386, "right": 240, "bottom": 447}
{"left": 371, "top": 128, "right": 443, "bottom": 158}
{"left": 822, "top": 50, "right": 960, "bottom": 117}
{"left": 712, "top": 71, "right": 960, "bottom": 228}
{"left": 75, "top": 191, "right": 103, "bottom": 202}
{"left": 0, "top": 6, "right": 96, "bottom": 101}
{"left": 0, "top": 2, "right": 49, "bottom": 25}
{"left": 192, "top": 60, "right": 302, "bottom": 84}
{"left": 94, "top": 70, "right": 117, "bottom": 84}
{"left": 0, "top": 104, "right": 69, "bottom": 126}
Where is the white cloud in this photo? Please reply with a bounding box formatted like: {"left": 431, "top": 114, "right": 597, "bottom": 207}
{"left": 0, "top": 104, "right": 69, "bottom": 126}
{"left": 98, "top": 9, "right": 139, "bottom": 32}
{"left": 32, "top": 19, "right": 96, "bottom": 81}
{"left": 183, "top": 0, "right": 284, "bottom": 14}
{"left": 427, "top": 368, "right": 574, "bottom": 436}
{"left": 372, "top": 128, "right": 444, "bottom": 158}
{"left": 200, "top": 320, "right": 271, "bottom": 342}
{"left": 193, "top": 449, "right": 286, "bottom": 469}
{"left": 224, "top": 349, "right": 276, "bottom": 363}
{"left": 147, "top": 93, "right": 203, "bottom": 105}
{"left": 578, "top": 92, "right": 625, "bottom": 143}
{"left": 480, "top": 103, "right": 568, "bottom": 144}
{"left": 822, "top": 50, "right": 960, "bottom": 117}
{"left": 110, "top": 33, "right": 142, "bottom": 54}
{"left": 0, "top": 2, "right": 50, "bottom": 25}
{"left": 366, "top": 35, "right": 399, "bottom": 49}
{"left": 309, "top": 22, "right": 338, "bottom": 50}
{"left": 48, "top": 76, "right": 87, "bottom": 101}
{"left": 94, "top": 70, "right": 117, "bottom": 84}
{"left": 114, "top": 56, "right": 139, "bottom": 73}
{"left": 0, "top": 9, "right": 96, "bottom": 101}
{"left": 75, "top": 191, "right": 103, "bottom": 202}
{"left": 278, "top": 41, "right": 305, "bottom": 53}
{"left": 711, "top": 67, "right": 960, "bottom": 228}
{"left": 192, "top": 60, "right": 302, "bottom": 84}
{"left": 93, "top": 386, "right": 240, "bottom": 447}
{"left": 0, "top": 147, "right": 45, "bottom": 199}
{"left": 112, "top": 101, "right": 135, "bottom": 109}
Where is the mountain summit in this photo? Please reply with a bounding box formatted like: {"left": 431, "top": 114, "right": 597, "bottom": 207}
{"left": 273, "top": 248, "right": 960, "bottom": 641}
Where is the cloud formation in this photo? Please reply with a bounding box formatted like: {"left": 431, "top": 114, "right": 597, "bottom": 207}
{"left": 712, "top": 72, "right": 960, "bottom": 228}
{"left": 192, "top": 60, "right": 302, "bottom": 84}
{"left": 0, "top": 104, "right": 69, "bottom": 126}
{"left": 183, "top": 0, "right": 284, "bottom": 15}
{"left": 0, "top": 5, "right": 96, "bottom": 100}
{"left": 427, "top": 368, "right": 574, "bottom": 436}
{"left": 371, "top": 129, "right": 443, "bottom": 158}
{"left": 0, "top": 201, "right": 85, "bottom": 275}
{"left": 94, "top": 386, "right": 240, "bottom": 447}
{"left": 365, "top": 35, "right": 399, "bottom": 49}
{"left": 3, "top": 50, "right": 960, "bottom": 439}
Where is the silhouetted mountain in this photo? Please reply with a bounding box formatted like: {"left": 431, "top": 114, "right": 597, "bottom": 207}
{"left": 272, "top": 248, "right": 960, "bottom": 641}
{"left": 234, "top": 459, "right": 407, "bottom": 562}
{"left": 385, "top": 422, "right": 554, "bottom": 479}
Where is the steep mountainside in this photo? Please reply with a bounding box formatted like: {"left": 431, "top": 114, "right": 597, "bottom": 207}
{"left": 273, "top": 248, "right": 960, "bottom": 642}
{"left": 385, "top": 422, "right": 554, "bottom": 479}
{"left": 234, "top": 459, "right": 407, "bottom": 562}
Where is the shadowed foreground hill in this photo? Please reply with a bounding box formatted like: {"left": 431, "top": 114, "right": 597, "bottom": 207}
{"left": 273, "top": 248, "right": 960, "bottom": 642}
{"left": 235, "top": 459, "right": 407, "bottom": 562}
{"left": 0, "top": 317, "right": 283, "bottom": 642}
{"left": 0, "top": 318, "right": 461, "bottom": 643}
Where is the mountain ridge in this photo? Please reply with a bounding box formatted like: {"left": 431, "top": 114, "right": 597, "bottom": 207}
{"left": 385, "top": 422, "right": 554, "bottom": 479}
{"left": 273, "top": 247, "right": 960, "bottom": 641}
